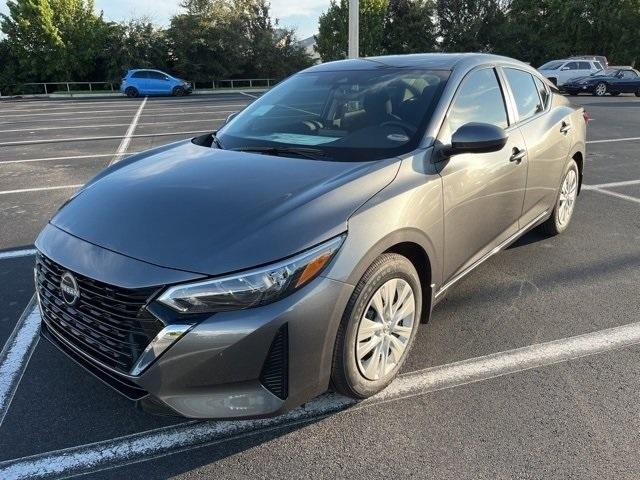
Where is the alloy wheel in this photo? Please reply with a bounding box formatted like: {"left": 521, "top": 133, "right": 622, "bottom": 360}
{"left": 595, "top": 83, "right": 606, "bottom": 96}
{"left": 356, "top": 278, "right": 415, "bottom": 381}
{"left": 557, "top": 169, "right": 578, "bottom": 227}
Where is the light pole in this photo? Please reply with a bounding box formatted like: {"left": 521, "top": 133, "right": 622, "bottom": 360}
{"left": 348, "top": 0, "right": 359, "bottom": 58}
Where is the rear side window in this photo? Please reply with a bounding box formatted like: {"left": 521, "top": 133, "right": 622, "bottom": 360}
{"left": 131, "top": 71, "right": 148, "bottom": 79}
{"left": 504, "top": 68, "right": 541, "bottom": 121}
{"left": 533, "top": 76, "right": 550, "bottom": 109}
{"left": 441, "top": 68, "right": 508, "bottom": 141}
{"left": 148, "top": 71, "right": 168, "bottom": 80}
{"left": 620, "top": 70, "right": 638, "bottom": 79}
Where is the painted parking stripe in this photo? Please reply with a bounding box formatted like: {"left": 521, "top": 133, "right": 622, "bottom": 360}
{"left": 0, "top": 130, "right": 213, "bottom": 147}
{"left": 0, "top": 153, "right": 138, "bottom": 165}
{"left": 110, "top": 97, "right": 147, "bottom": 165}
{"left": 0, "top": 116, "right": 228, "bottom": 134}
{"left": 586, "top": 136, "right": 640, "bottom": 144}
{"left": 0, "top": 248, "right": 37, "bottom": 260}
{"left": 0, "top": 110, "right": 237, "bottom": 126}
{"left": 0, "top": 185, "right": 81, "bottom": 196}
{"left": 3, "top": 319, "right": 640, "bottom": 479}
{"left": 0, "top": 298, "right": 39, "bottom": 428}
{"left": 582, "top": 179, "right": 640, "bottom": 189}
{"left": 1, "top": 103, "right": 250, "bottom": 118}
{"left": 583, "top": 186, "right": 640, "bottom": 205}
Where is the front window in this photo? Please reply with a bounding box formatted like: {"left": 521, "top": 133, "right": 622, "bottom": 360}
{"left": 217, "top": 68, "right": 449, "bottom": 161}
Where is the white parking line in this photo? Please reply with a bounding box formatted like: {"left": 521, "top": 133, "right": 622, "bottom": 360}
{"left": 583, "top": 179, "right": 640, "bottom": 189}
{"left": 587, "top": 136, "right": 640, "bottom": 144}
{"left": 110, "top": 97, "right": 147, "bottom": 164}
{"left": 240, "top": 91, "right": 259, "bottom": 99}
{"left": 0, "top": 153, "right": 138, "bottom": 165}
{"left": 0, "top": 298, "right": 39, "bottom": 428}
{"left": 0, "top": 110, "right": 241, "bottom": 126}
{"left": 0, "top": 130, "right": 212, "bottom": 147}
{"left": 2, "top": 319, "right": 640, "bottom": 479}
{"left": 0, "top": 185, "right": 81, "bottom": 196}
{"left": 583, "top": 186, "right": 640, "bottom": 205}
{"left": 0, "top": 248, "right": 37, "bottom": 260}
{"left": 1, "top": 104, "right": 249, "bottom": 118}
{"left": 0, "top": 116, "right": 227, "bottom": 134}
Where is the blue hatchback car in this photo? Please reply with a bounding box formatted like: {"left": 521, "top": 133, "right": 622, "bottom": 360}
{"left": 120, "top": 69, "right": 192, "bottom": 97}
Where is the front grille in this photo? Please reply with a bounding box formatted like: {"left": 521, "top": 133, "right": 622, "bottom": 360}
{"left": 259, "top": 324, "right": 289, "bottom": 400}
{"left": 35, "top": 253, "right": 163, "bottom": 375}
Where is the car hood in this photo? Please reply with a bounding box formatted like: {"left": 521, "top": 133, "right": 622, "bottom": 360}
{"left": 50, "top": 140, "right": 400, "bottom": 276}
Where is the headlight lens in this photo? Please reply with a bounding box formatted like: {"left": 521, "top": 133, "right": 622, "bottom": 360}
{"left": 157, "top": 234, "right": 346, "bottom": 313}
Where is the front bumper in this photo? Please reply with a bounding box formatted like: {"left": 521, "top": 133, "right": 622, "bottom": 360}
{"left": 563, "top": 83, "right": 595, "bottom": 93}
{"left": 35, "top": 224, "right": 353, "bottom": 418}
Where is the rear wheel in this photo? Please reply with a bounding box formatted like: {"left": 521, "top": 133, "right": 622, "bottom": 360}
{"left": 540, "top": 160, "right": 579, "bottom": 236}
{"left": 124, "top": 87, "right": 138, "bottom": 98}
{"left": 635, "top": 88, "right": 640, "bottom": 97}
{"left": 594, "top": 82, "right": 607, "bottom": 96}
{"left": 172, "top": 86, "right": 185, "bottom": 97}
{"left": 331, "top": 253, "right": 421, "bottom": 398}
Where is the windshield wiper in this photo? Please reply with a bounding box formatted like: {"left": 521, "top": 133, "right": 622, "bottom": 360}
{"left": 230, "top": 146, "right": 328, "bottom": 160}
{"left": 211, "top": 132, "right": 224, "bottom": 149}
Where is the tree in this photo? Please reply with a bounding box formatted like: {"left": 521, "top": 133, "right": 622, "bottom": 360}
{"left": 315, "top": 0, "right": 389, "bottom": 61}
{"left": 435, "top": 0, "right": 507, "bottom": 53}
{"left": 383, "top": 0, "right": 437, "bottom": 54}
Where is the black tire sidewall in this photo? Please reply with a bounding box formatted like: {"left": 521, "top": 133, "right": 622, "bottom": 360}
{"left": 125, "top": 87, "right": 138, "bottom": 98}
{"left": 173, "top": 87, "right": 185, "bottom": 96}
{"left": 338, "top": 255, "right": 422, "bottom": 398}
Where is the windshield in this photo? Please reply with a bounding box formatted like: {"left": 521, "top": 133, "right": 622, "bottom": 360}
{"left": 592, "top": 69, "right": 618, "bottom": 76}
{"left": 217, "top": 68, "right": 449, "bottom": 161}
{"left": 539, "top": 61, "right": 565, "bottom": 70}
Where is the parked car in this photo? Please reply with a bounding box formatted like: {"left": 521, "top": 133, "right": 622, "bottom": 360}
{"left": 120, "top": 69, "right": 192, "bottom": 97}
{"left": 570, "top": 55, "right": 608, "bottom": 68}
{"left": 564, "top": 67, "right": 640, "bottom": 96}
{"left": 538, "top": 59, "right": 603, "bottom": 86}
{"left": 35, "top": 53, "right": 586, "bottom": 419}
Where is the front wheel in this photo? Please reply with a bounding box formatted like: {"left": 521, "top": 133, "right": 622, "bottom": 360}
{"left": 540, "top": 160, "right": 579, "bottom": 236}
{"left": 331, "top": 253, "right": 422, "bottom": 398}
{"left": 172, "top": 86, "right": 185, "bottom": 97}
{"left": 124, "top": 87, "right": 138, "bottom": 98}
{"left": 594, "top": 82, "right": 607, "bottom": 96}
{"left": 635, "top": 88, "right": 640, "bottom": 97}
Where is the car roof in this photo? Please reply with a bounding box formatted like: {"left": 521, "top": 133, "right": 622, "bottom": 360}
{"left": 303, "top": 53, "right": 532, "bottom": 73}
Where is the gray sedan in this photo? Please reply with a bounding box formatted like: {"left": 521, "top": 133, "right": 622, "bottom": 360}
{"left": 35, "top": 53, "right": 586, "bottom": 418}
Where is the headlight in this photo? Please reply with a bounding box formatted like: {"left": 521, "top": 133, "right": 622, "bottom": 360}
{"left": 157, "top": 234, "right": 346, "bottom": 313}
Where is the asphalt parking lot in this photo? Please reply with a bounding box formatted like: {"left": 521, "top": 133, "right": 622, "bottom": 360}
{"left": 0, "top": 92, "right": 639, "bottom": 479}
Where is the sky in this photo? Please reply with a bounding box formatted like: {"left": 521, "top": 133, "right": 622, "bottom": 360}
{"left": 0, "top": 0, "right": 328, "bottom": 39}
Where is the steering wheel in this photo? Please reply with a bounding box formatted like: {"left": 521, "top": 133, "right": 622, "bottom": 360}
{"left": 380, "top": 120, "right": 417, "bottom": 136}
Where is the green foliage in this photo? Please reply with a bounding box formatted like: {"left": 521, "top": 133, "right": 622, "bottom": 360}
{"left": 436, "top": 0, "right": 507, "bottom": 53}
{"left": 315, "top": 0, "right": 436, "bottom": 61}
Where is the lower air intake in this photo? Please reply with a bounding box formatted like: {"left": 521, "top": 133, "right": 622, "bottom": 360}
{"left": 259, "top": 324, "right": 289, "bottom": 400}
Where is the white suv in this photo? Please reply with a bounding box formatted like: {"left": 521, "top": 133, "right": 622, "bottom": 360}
{"left": 538, "top": 59, "right": 603, "bottom": 87}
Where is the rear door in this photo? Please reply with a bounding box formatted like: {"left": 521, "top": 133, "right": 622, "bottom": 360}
{"left": 437, "top": 67, "right": 527, "bottom": 282}
{"left": 130, "top": 71, "right": 149, "bottom": 93}
{"left": 616, "top": 70, "right": 640, "bottom": 93}
{"left": 501, "top": 68, "right": 572, "bottom": 226}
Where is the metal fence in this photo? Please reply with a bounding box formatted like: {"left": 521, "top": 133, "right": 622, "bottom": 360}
{"left": 0, "top": 78, "right": 276, "bottom": 97}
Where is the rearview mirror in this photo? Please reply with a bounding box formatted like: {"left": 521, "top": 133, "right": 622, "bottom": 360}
{"left": 225, "top": 111, "right": 239, "bottom": 124}
{"left": 445, "top": 123, "right": 508, "bottom": 156}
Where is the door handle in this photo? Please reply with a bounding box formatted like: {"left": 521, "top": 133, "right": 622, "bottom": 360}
{"left": 510, "top": 147, "right": 526, "bottom": 163}
{"left": 560, "top": 121, "right": 572, "bottom": 134}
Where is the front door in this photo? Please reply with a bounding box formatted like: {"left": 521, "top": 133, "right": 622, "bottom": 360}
{"left": 437, "top": 67, "right": 528, "bottom": 282}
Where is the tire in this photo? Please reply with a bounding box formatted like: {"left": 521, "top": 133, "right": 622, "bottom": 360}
{"left": 172, "top": 86, "right": 185, "bottom": 97}
{"left": 635, "top": 88, "right": 640, "bottom": 97}
{"left": 125, "top": 87, "right": 138, "bottom": 98}
{"left": 331, "top": 253, "right": 422, "bottom": 399}
{"left": 594, "top": 82, "right": 607, "bottom": 96}
{"left": 540, "top": 159, "right": 579, "bottom": 236}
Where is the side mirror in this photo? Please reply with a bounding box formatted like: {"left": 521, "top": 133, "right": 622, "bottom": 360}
{"left": 225, "top": 111, "right": 239, "bottom": 124}
{"left": 445, "top": 123, "right": 508, "bottom": 157}
{"left": 561, "top": 66, "right": 570, "bottom": 71}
